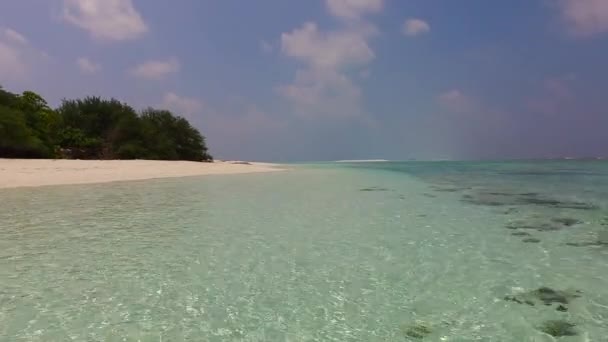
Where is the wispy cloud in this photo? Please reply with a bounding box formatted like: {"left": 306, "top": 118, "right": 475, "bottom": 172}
{"left": 438, "top": 89, "right": 475, "bottom": 113}
{"left": 63, "top": 0, "right": 148, "bottom": 41}
{"left": 278, "top": 0, "right": 381, "bottom": 119}
{"left": 76, "top": 57, "right": 101, "bottom": 74}
{"left": 402, "top": 18, "right": 430, "bottom": 37}
{"left": 277, "top": 68, "right": 362, "bottom": 118}
{"left": 3, "top": 28, "right": 28, "bottom": 45}
{"left": 326, "top": 0, "right": 383, "bottom": 20}
{"left": 527, "top": 75, "right": 577, "bottom": 115}
{"left": 0, "top": 28, "right": 47, "bottom": 82}
{"left": 281, "top": 22, "right": 375, "bottom": 70}
{"left": 0, "top": 42, "right": 27, "bottom": 81}
{"left": 161, "top": 92, "right": 203, "bottom": 117}
{"left": 557, "top": 0, "right": 608, "bottom": 37}
{"left": 129, "top": 58, "right": 179, "bottom": 80}
{"left": 260, "top": 40, "right": 273, "bottom": 53}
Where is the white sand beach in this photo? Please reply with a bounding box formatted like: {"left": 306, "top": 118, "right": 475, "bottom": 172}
{"left": 0, "top": 159, "right": 284, "bottom": 189}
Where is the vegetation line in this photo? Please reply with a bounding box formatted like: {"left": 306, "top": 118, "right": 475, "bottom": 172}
{"left": 0, "top": 85, "right": 212, "bottom": 161}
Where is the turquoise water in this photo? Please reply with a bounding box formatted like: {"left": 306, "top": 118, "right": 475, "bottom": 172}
{"left": 1, "top": 161, "right": 608, "bottom": 341}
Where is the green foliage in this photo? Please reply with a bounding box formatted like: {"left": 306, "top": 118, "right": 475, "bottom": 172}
{"left": 140, "top": 109, "right": 212, "bottom": 161}
{"left": 0, "top": 105, "right": 50, "bottom": 158}
{"left": 0, "top": 86, "right": 18, "bottom": 107}
{"left": 18, "top": 91, "right": 50, "bottom": 113}
{"left": 0, "top": 85, "right": 212, "bottom": 161}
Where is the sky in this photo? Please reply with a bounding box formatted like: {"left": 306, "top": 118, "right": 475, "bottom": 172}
{"left": 1, "top": 0, "right": 607, "bottom": 161}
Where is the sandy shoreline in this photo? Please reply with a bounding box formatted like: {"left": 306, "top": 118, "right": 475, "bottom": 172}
{"left": 0, "top": 159, "right": 284, "bottom": 189}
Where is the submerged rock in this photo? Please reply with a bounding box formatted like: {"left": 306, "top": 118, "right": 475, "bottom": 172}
{"left": 519, "top": 192, "right": 540, "bottom": 197}
{"left": 569, "top": 230, "right": 608, "bottom": 247}
{"left": 360, "top": 187, "right": 389, "bottom": 192}
{"left": 461, "top": 190, "right": 598, "bottom": 210}
{"left": 506, "top": 216, "right": 586, "bottom": 232}
{"left": 504, "top": 287, "right": 581, "bottom": 308}
{"left": 516, "top": 196, "right": 598, "bottom": 210}
{"left": 551, "top": 218, "right": 583, "bottom": 226}
{"left": 517, "top": 197, "right": 561, "bottom": 206}
{"left": 483, "top": 191, "right": 539, "bottom": 197}
{"left": 401, "top": 321, "right": 432, "bottom": 339}
{"left": 534, "top": 287, "right": 579, "bottom": 305}
{"left": 486, "top": 192, "right": 516, "bottom": 196}
{"left": 506, "top": 220, "right": 561, "bottom": 232}
{"left": 504, "top": 296, "right": 535, "bottom": 306}
{"left": 461, "top": 197, "right": 506, "bottom": 206}
{"left": 539, "top": 320, "right": 578, "bottom": 337}
{"left": 432, "top": 186, "right": 470, "bottom": 192}
{"left": 565, "top": 241, "right": 608, "bottom": 247}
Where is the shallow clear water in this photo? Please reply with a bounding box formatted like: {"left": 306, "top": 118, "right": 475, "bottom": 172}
{"left": 1, "top": 161, "right": 608, "bottom": 341}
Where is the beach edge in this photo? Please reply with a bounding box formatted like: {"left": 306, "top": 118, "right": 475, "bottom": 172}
{"left": 0, "top": 159, "right": 286, "bottom": 189}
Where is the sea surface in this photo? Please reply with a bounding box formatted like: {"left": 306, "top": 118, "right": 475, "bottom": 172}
{"left": 1, "top": 161, "right": 608, "bottom": 341}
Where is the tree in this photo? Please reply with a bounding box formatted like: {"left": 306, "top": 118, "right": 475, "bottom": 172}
{"left": 57, "top": 97, "right": 140, "bottom": 158}
{"left": 140, "top": 108, "right": 212, "bottom": 161}
{"left": 0, "top": 86, "right": 18, "bottom": 108}
{"left": 16, "top": 91, "right": 62, "bottom": 156}
{"left": 173, "top": 117, "right": 211, "bottom": 161}
{"left": 139, "top": 109, "right": 179, "bottom": 160}
{"left": 0, "top": 105, "right": 49, "bottom": 158}
{"left": 0, "top": 85, "right": 213, "bottom": 161}
{"left": 18, "top": 91, "right": 49, "bottom": 114}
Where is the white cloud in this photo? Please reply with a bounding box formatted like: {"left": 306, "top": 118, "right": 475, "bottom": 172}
{"left": 402, "top": 18, "right": 430, "bottom": 37}
{"left": 0, "top": 28, "right": 46, "bottom": 82}
{"left": 63, "top": 0, "right": 148, "bottom": 41}
{"left": 129, "top": 58, "right": 179, "bottom": 80}
{"left": 557, "top": 0, "right": 608, "bottom": 36}
{"left": 439, "top": 89, "right": 465, "bottom": 103}
{"left": 0, "top": 42, "right": 27, "bottom": 81}
{"left": 281, "top": 22, "right": 375, "bottom": 70}
{"left": 76, "top": 57, "right": 101, "bottom": 74}
{"left": 278, "top": 22, "right": 375, "bottom": 118}
{"left": 161, "top": 92, "right": 203, "bottom": 117}
{"left": 278, "top": 1, "right": 382, "bottom": 119}
{"left": 3, "top": 28, "right": 28, "bottom": 45}
{"left": 326, "top": 0, "right": 383, "bottom": 20}
{"left": 277, "top": 68, "right": 362, "bottom": 118}
{"left": 277, "top": 23, "right": 375, "bottom": 117}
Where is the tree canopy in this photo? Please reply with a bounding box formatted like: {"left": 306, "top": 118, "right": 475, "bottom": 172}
{"left": 0, "top": 85, "right": 212, "bottom": 161}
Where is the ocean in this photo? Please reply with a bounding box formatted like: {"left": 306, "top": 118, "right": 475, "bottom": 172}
{"left": 1, "top": 161, "right": 607, "bottom": 341}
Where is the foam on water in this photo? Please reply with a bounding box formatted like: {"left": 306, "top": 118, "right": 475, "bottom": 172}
{"left": 1, "top": 161, "right": 608, "bottom": 341}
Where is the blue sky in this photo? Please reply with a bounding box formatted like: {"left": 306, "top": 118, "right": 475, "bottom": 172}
{"left": 1, "top": 0, "right": 607, "bottom": 161}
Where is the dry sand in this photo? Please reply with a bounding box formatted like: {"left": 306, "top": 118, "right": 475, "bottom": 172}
{"left": 0, "top": 159, "right": 284, "bottom": 189}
